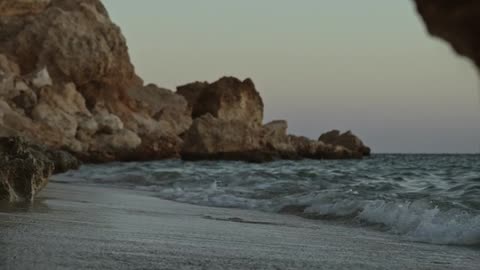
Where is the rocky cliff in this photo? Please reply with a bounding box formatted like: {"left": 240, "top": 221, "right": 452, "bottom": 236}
{"left": 0, "top": 0, "right": 189, "bottom": 162}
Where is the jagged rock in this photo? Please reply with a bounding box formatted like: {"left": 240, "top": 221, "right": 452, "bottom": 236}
{"left": 262, "top": 120, "right": 297, "bottom": 158}
{"left": 177, "top": 77, "right": 264, "bottom": 127}
{"left": 94, "top": 110, "right": 124, "bottom": 135}
{"left": 0, "top": 137, "right": 54, "bottom": 202}
{"left": 128, "top": 84, "right": 192, "bottom": 135}
{"left": 0, "top": 136, "right": 80, "bottom": 202}
{"left": 288, "top": 135, "right": 362, "bottom": 160}
{"left": 0, "top": 1, "right": 184, "bottom": 162}
{"left": 80, "top": 129, "right": 181, "bottom": 163}
{"left": 319, "top": 130, "right": 371, "bottom": 156}
{"left": 122, "top": 130, "right": 182, "bottom": 162}
{"left": 179, "top": 77, "right": 267, "bottom": 162}
{"left": 94, "top": 129, "right": 141, "bottom": 153}
{"left": 318, "top": 130, "right": 341, "bottom": 145}
{"left": 28, "top": 144, "right": 81, "bottom": 174}
{"left": 175, "top": 81, "right": 208, "bottom": 112}
{"left": 288, "top": 135, "right": 321, "bottom": 158}
{"left": 0, "top": 0, "right": 137, "bottom": 99}
{"left": 414, "top": 1, "right": 480, "bottom": 69}
{"left": 181, "top": 114, "right": 273, "bottom": 162}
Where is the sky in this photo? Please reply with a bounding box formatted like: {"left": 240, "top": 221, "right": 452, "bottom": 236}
{"left": 103, "top": 0, "right": 480, "bottom": 153}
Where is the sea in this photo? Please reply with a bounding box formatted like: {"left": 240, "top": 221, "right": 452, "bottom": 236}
{"left": 57, "top": 154, "right": 480, "bottom": 247}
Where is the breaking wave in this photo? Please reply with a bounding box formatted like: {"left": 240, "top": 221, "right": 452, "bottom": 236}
{"left": 57, "top": 154, "right": 480, "bottom": 246}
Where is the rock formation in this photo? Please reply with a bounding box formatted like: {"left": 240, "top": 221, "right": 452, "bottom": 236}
{"left": 181, "top": 114, "right": 273, "bottom": 163}
{"left": 177, "top": 77, "right": 264, "bottom": 127}
{"left": 179, "top": 77, "right": 271, "bottom": 162}
{"left": 319, "top": 130, "right": 371, "bottom": 156}
{"left": 262, "top": 120, "right": 297, "bottom": 158}
{"left": 288, "top": 135, "right": 321, "bottom": 158}
{"left": 0, "top": 137, "right": 79, "bottom": 202}
{"left": 414, "top": 0, "right": 480, "bottom": 69}
{"left": 0, "top": 0, "right": 188, "bottom": 163}
{"left": 128, "top": 84, "right": 192, "bottom": 135}
{"left": 179, "top": 76, "right": 370, "bottom": 161}
{"left": 0, "top": 0, "right": 373, "bottom": 170}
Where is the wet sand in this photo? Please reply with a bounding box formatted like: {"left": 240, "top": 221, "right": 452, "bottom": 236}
{"left": 1, "top": 182, "right": 478, "bottom": 270}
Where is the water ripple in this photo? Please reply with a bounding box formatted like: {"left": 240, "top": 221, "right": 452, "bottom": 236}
{"left": 57, "top": 154, "right": 480, "bottom": 246}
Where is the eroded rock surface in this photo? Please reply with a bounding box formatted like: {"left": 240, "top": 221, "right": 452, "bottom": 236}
{"left": 262, "top": 120, "right": 297, "bottom": 159}
{"left": 177, "top": 77, "right": 264, "bottom": 127}
{"left": 0, "top": 0, "right": 182, "bottom": 162}
{"left": 128, "top": 84, "right": 192, "bottom": 135}
{"left": 181, "top": 114, "right": 272, "bottom": 162}
{"left": 0, "top": 137, "right": 79, "bottom": 202}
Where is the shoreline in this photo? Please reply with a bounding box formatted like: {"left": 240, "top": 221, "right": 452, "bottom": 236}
{"left": 1, "top": 182, "right": 479, "bottom": 270}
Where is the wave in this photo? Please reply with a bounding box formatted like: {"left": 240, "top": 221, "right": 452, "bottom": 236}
{"left": 153, "top": 182, "right": 480, "bottom": 246}
{"left": 56, "top": 156, "right": 480, "bottom": 246}
{"left": 303, "top": 199, "right": 480, "bottom": 246}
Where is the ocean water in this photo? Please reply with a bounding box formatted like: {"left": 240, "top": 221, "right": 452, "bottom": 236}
{"left": 57, "top": 154, "right": 480, "bottom": 246}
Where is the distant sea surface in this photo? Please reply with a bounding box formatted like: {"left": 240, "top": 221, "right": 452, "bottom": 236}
{"left": 57, "top": 154, "right": 480, "bottom": 246}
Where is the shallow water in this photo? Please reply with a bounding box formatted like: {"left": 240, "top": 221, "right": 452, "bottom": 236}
{"left": 58, "top": 154, "right": 480, "bottom": 246}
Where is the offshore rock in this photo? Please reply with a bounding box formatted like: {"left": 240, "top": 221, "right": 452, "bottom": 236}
{"left": 288, "top": 135, "right": 322, "bottom": 159}
{"left": 177, "top": 77, "right": 264, "bottom": 127}
{"left": 262, "top": 120, "right": 298, "bottom": 159}
{"left": 319, "top": 130, "right": 371, "bottom": 156}
{"left": 181, "top": 114, "right": 273, "bottom": 163}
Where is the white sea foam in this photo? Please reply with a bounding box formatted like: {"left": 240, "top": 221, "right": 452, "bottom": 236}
{"left": 157, "top": 183, "right": 480, "bottom": 246}
{"left": 359, "top": 200, "right": 480, "bottom": 245}
{"left": 57, "top": 156, "right": 480, "bottom": 246}
{"left": 305, "top": 199, "right": 480, "bottom": 246}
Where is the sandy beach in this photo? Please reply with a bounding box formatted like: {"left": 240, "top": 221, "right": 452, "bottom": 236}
{"left": 0, "top": 180, "right": 478, "bottom": 270}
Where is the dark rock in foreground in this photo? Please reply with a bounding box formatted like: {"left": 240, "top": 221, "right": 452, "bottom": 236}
{"left": 414, "top": 0, "right": 480, "bottom": 69}
{"left": 0, "top": 137, "right": 80, "bottom": 202}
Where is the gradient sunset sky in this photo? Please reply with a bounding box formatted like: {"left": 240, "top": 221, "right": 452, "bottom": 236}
{"left": 103, "top": 0, "right": 480, "bottom": 153}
